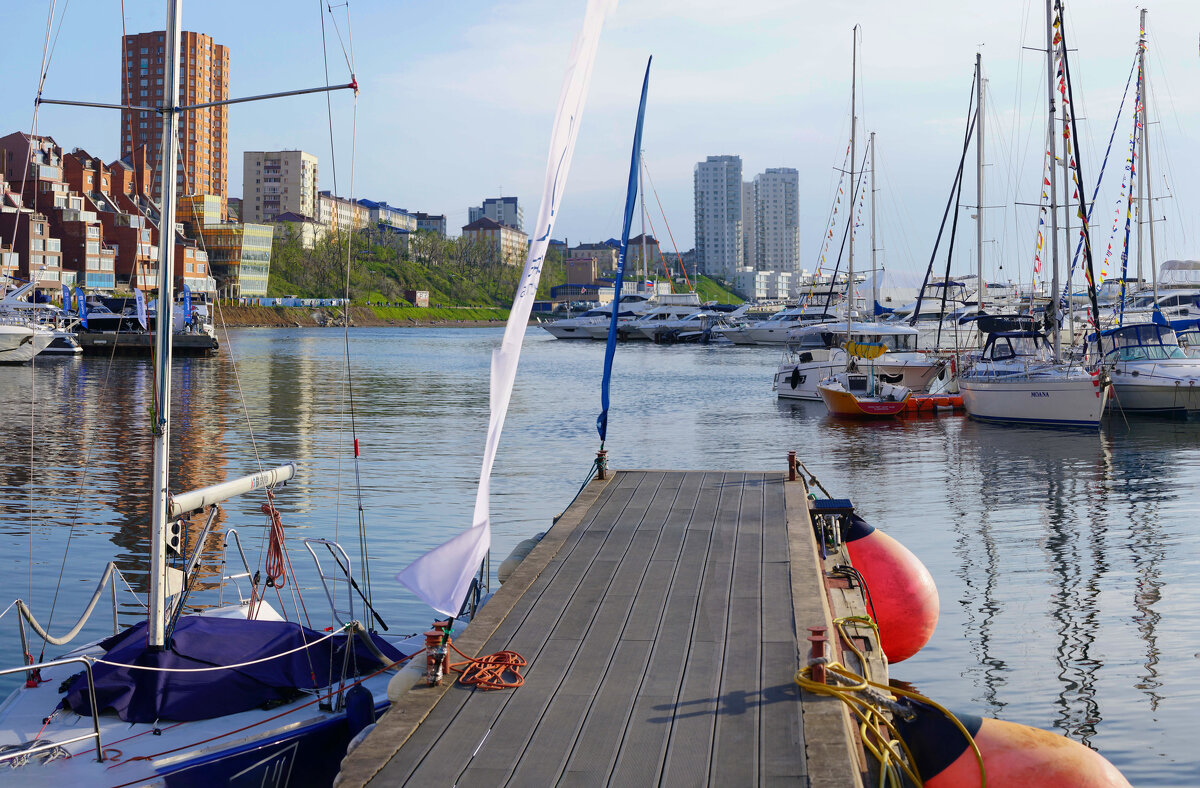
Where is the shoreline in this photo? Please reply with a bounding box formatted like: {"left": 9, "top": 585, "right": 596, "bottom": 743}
{"left": 210, "top": 304, "right": 519, "bottom": 329}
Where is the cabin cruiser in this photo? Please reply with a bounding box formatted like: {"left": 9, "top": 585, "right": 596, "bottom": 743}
{"left": 714, "top": 305, "right": 838, "bottom": 345}
{"left": 540, "top": 293, "right": 654, "bottom": 339}
{"left": 637, "top": 305, "right": 747, "bottom": 343}
{"left": 0, "top": 281, "right": 81, "bottom": 354}
{"left": 774, "top": 322, "right": 942, "bottom": 401}
{"left": 583, "top": 292, "right": 702, "bottom": 340}
{"left": 0, "top": 319, "right": 54, "bottom": 363}
{"left": 1092, "top": 322, "right": 1200, "bottom": 417}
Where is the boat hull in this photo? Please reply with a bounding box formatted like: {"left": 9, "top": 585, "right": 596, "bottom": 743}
{"left": 1110, "top": 377, "right": 1200, "bottom": 416}
{"left": 959, "top": 374, "right": 1109, "bottom": 427}
{"left": 817, "top": 384, "right": 910, "bottom": 417}
{"left": 0, "top": 326, "right": 53, "bottom": 363}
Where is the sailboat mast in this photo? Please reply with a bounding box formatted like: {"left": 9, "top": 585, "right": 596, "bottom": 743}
{"left": 848, "top": 25, "right": 857, "bottom": 326}
{"left": 640, "top": 150, "right": 647, "bottom": 293}
{"left": 147, "top": 0, "right": 183, "bottom": 649}
{"left": 869, "top": 131, "right": 878, "bottom": 324}
{"left": 1139, "top": 9, "right": 1158, "bottom": 299}
{"left": 975, "top": 52, "right": 985, "bottom": 323}
{"left": 1061, "top": 60, "right": 1075, "bottom": 348}
{"left": 1046, "top": 0, "right": 1061, "bottom": 362}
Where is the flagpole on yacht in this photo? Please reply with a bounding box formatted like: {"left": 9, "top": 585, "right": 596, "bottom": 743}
{"left": 147, "top": 0, "right": 183, "bottom": 649}
{"left": 1046, "top": 0, "right": 1061, "bottom": 363}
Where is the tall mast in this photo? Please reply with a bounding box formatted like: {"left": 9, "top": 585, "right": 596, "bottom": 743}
{"left": 639, "top": 150, "right": 647, "bottom": 293}
{"left": 975, "top": 52, "right": 985, "bottom": 326}
{"left": 848, "top": 25, "right": 857, "bottom": 326}
{"left": 869, "top": 131, "right": 878, "bottom": 324}
{"left": 148, "top": 0, "right": 183, "bottom": 649}
{"left": 1139, "top": 9, "right": 1158, "bottom": 299}
{"left": 1061, "top": 61, "right": 1075, "bottom": 349}
{"left": 1046, "top": 0, "right": 1061, "bottom": 362}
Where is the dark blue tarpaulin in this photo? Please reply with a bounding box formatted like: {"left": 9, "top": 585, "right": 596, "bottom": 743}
{"left": 64, "top": 616, "right": 406, "bottom": 723}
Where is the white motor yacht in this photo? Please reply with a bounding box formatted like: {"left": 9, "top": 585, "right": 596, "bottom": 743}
{"left": 0, "top": 320, "right": 54, "bottom": 363}
{"left": 1094, "top": 322, "right": 1200, "bottom": 417}
{"left": 588, "top": 292, "right": 701, "bottom": 340}
{"left": 541, "top": 293, "right": 654, "bottom": 339}
{"left": 0, "top": 282, "right": 81, "bottom": 354}
{"left": 715, "top": 305, "right": 839, "bottom": 345}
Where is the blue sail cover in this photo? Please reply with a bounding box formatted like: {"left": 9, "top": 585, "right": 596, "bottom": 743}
{"left": 597, "top": 57, "right": 652, "bottom": 443}
{"left": 63, "top": 616, "right": 406, "bottom": 723}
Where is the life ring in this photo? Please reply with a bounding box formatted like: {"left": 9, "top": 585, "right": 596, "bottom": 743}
{"left": 790, "top": 367, "right": 801, "bottom": 390}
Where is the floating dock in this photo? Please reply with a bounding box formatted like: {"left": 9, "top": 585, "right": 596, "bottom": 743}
{"left": 337, "top": 468, "right": 885, "bottom": 787}
{"left": 77, "top": 331, "right": 218, "bottom": 356}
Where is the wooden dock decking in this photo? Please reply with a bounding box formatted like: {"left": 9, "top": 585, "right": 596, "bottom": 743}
{"left": 338, "top": 470, "right": 875, "bottom": 787}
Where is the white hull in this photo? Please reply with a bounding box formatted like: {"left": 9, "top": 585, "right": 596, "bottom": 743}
{"left": 776, "top": 351, "right": 942, "bottom": 401}
{"left": 959, "top": 371, "right": 1109, "bottom": 427}
{"left": 1109, "top": 365, "right": 1200, "bottom": 415}
{"left": 541, "top": 318, "right": 606, "bottom": 339}
{"left": 0, "top": 326, "right": 53, "bottom": 363}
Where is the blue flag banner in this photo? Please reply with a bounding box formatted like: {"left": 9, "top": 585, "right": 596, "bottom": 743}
{"left": 134, "top": 288, "right": 148, "bottom": 329}
{"left": 183, "top": 283, "right": 192, "bottom": 325}
{"left": 597, "top": 56, "right": 651, "bottom": 444}
{"left": 62, "top": 284, "right": 71, "bottom": 312}
{"left": 75, "top": 287, "right": 88, "bottom": 329}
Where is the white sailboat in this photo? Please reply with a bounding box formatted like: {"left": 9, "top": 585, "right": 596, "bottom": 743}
{"left": 958, "top": 9, "right": 1110, "bottom": 428}
{"left": 0, "top": 3, "right": 431, "bottom": 784}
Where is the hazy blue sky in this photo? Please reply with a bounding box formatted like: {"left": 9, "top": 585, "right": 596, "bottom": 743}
{"left": 2, "top": 1, "right": 1198, "bottom": 287}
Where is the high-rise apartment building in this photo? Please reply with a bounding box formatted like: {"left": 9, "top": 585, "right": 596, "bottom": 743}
{"left": 741, "top": 181, "right": 757, "bottom": 270}
{"left": 121, "top": 30, "right": 229, "bottom": 201}
{"left": 468, "top": 196, "right": 523, "bottom": 231}
{"left": 693, "top": 155, "right": 743, "bottom": 281}
{"left": 243, "top": 150, "right": 319, "bottom": 223}
{"left": 753, "top": 167, "right": 800, "bottom": 275}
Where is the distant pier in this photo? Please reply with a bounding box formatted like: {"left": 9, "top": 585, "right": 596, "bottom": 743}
{"left": 338, "top": 469, "right": 885, "bottom": 787}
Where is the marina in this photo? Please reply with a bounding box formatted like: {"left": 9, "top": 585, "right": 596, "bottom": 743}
{"left": 2, "top": 0, "right": 1200, "bottom": 784}
{"left": 1, "top": 330, "right": 1197, "bottom": 784}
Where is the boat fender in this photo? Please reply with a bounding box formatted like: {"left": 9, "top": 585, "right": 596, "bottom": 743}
{"left": 841, "top": 513, "right": 939, "bottom": 663}
{"left": 499, "top": 532, "right": 546, "bottom": 584}
{"left": 892, "top": 698, "right": 1132, "bottom": 787}
{"left": 790, "top": 367, "right": 801, "bottom": 389}
{"left": 344, "top": 722, "right": 376, "bottom": 760}
{"left": 345, "top": 684, "right": 376, "bottom": 742}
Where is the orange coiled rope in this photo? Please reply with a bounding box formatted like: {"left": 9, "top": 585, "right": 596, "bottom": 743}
{"left": 261, "top": 491, "right": 288, "bottom": 589}
{"left": 448, "top": 641, "right": 526, "bottom": 691}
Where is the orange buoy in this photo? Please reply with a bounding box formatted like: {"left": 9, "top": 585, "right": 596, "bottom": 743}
{"left": 843, "top": 514, "right": 938, "bottom": 663}
{"left": 894, "top": 699, "right": 1132, "bottom": 787}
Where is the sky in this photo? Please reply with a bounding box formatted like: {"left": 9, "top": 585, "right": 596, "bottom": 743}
{"left": 2, "top": 0, "right": 1199, "bottom": 288}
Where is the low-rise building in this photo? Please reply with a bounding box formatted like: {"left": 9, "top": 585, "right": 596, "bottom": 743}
{"left": 461, "top": 216, "right": 529, "bottom": 266}
{"left": 568, "top": 242, "right": 618, "bottom": 273}
{"left": 413, "top": 211, "right": 446, "bottom": 237}
{"left": 203, "top": 221, "right": 272, "bottom": 297}
{"left": 272, "top": 211, "right": 325, "bottom": 249}
{"left": 318, "top": 190, "right": 369, "bottom": 235}
{"left": 564, "top": 256, "right": 599, "bottom": 285}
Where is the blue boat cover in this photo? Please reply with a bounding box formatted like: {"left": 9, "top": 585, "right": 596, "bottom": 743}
{"left": 63, "top": 616, "right": 407, "bottom": 723}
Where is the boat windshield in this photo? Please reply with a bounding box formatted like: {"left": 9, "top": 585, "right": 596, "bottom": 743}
{"left": 1114, "top": 345, "right": 1188, "bottom": 361}
{"left": 986, "top": 334, "right": 1045, "bottom": 361}
{"left": 847, "top": 333, "right": 915, "bottom": 351}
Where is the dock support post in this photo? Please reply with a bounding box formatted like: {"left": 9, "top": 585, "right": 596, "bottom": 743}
{"left": 788, "top": 450, "right": 797, "bottom": 481}
{"left": 596, "top": 449, "right": 608, "bottom": 480}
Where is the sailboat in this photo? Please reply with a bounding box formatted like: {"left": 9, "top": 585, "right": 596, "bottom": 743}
{"left": 957, "top": 3, "right": 1111, "bottom": 428}
{"left": 0, "top": 4, "right": 425, "bottom": 784}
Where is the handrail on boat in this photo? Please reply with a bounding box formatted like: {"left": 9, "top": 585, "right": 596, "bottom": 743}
{"left": 14, "top": 562, "right": 118, "bottom": 646}
{"left": 0, "top": 657, "right": 103, "bottom": 764}
{"left": 218, "top": 528, "right": 254, "bottom": 607}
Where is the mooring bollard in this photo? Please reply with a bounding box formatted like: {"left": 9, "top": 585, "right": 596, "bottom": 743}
{"left": 596, "top": 449, "right": 608, "bottom": 480}
{"left": 788, "top": 450, "right": 797, "bottom": 481}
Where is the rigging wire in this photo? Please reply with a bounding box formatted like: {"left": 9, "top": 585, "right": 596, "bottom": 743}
{"left": 640, "top": 159, "right": 691, "bottom": 291}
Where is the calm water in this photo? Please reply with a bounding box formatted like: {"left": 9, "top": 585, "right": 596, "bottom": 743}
{"left": 1, "top": 327, "right": 1198, "bottom": 785}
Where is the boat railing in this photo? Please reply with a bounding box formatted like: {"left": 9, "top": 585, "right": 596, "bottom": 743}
{"left": 217, "top": 528, "right": 254, "bottom": 607}
{"left": 0, "top": 656, "right": 103, "bottom": 764}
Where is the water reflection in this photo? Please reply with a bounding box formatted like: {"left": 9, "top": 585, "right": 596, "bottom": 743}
{"left": 0, "top": 330, "right": 1197, "bottom": 785}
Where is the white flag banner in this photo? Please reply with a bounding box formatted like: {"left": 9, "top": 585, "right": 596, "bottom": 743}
{"left": 398, "top": 0, "right": 614, "bottom": 617}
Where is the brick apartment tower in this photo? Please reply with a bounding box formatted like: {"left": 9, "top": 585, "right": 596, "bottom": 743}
{"left": 120, "top": 30, "right": 229, "bottom": 203}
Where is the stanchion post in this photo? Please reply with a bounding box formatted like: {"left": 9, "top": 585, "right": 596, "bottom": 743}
{"left": 788, "top": 450, "right": 797, "bottom": 481}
